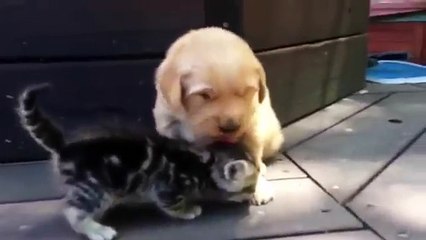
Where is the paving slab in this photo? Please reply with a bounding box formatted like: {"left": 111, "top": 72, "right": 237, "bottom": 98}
{"left": 414, "top": 83, "right": 426, "bottom": 89}
{"left": 272, "top": 230, "right": 381, "bottom": 240}
{"left": 348, "top": 131, "right": 426, "bottom": 240}
{"left": 357, "top": 83, "right": 425, "bottom": 94}
{"left": 0, "top": 161, "right": 64, "bottom": 203}
{"left": 0, "top": 179, "right": 362, "bottom": 240}
{"left": 0, "top": 155, "right": 305, "bottom": 203}
{"left": 288, "top": 92, "right": 426, "bottom": 203}
{"left": 284, "top": 94, "right": 386, "bottom": 150}
{"left": 266, "top": 154, "right": 306, "bottom": 180}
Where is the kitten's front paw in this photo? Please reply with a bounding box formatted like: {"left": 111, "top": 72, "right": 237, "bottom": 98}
{"left": 84, "top": 223, "right": 117, "bottom": 240}
{"left": 167, "top": 205, "right": 203, "bottom": 220}
{"left": 250, "top": 177, "right": 274, "bottom": 206}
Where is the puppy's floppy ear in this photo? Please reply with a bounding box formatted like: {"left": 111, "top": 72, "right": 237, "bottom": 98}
{"left": 155, "top": 60, "right": 184, "bottom": 112}
{"left": 257, "top": 66, "right": 267, "bottom": 103}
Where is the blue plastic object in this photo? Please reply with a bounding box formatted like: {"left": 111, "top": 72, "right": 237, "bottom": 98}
{"left": 366, "top": 60, "right": 426, "bottom": 84}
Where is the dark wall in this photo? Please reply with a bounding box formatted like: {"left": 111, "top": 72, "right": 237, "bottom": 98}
{"left": 0, "top": 0, "right": 369, "bottom": 59}
{"left": 0, "top": 0, "right": 205, "bottom": 163}
{"left": 0, "top": 0, "right": 369, "bottom": 163}
{"left": 0, "top": 0, "right": 204, "bottom": 58}
{"left": 242, "top": 0, "right": 369, "bottom": 50}
{"left": 0, "top": 60, "right": 159, "bottom": 163}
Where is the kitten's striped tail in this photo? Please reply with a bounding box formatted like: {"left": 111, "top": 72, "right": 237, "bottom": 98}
{"left": 18, "top": 83, "right": 65, "bottom": 154}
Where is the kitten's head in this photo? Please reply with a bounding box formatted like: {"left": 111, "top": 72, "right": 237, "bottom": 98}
{"left": 207, "top": 143, "right": 258, "bottom": 193}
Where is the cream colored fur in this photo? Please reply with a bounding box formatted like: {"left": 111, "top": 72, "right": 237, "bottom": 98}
{"left": 153, "top": 27, "right": 284, "bottom": 205}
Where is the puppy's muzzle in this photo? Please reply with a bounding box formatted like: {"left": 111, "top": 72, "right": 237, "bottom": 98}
{"left": 219, "top": 119, "right": 241, "bottom": 134}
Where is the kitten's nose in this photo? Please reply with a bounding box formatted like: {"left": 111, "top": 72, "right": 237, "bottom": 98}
{"left": 219, "top": 119, "right": 240, "bottom": 133}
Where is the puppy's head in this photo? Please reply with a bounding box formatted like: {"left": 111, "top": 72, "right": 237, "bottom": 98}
{"left": 156, "top": 27, "right": 267, "bottom": 144}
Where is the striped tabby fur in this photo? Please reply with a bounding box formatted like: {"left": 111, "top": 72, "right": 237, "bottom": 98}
{"left": 17, "top": 84, "right": 257, "bottom": 240}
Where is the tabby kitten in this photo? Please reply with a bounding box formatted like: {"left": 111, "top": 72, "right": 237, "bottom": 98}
{"left": 17, "top": 84, "right": 257, "bottom": 240}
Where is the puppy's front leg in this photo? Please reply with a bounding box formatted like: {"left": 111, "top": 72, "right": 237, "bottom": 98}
{"left": 244, "top": 135, "right": 274, "bottom": 206}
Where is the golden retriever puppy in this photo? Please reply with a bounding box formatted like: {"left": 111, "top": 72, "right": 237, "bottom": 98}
{"left": 152, "top": 27, "right": 284, "bottom": 205}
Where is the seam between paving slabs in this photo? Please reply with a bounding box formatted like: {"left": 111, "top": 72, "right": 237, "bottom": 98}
{"left": 269, "top": 176, "right": 307, "bottom": 181}
{"left": 286, "top": 93, "right": 392, "bottom": 151}
{"left": 236, "top": 228, "right": 367, "bottom": 240}
{"left": 254, "top": 33, "right": 365, "bottom": 53}
{"left": 344, "top": 127, "right": 426, "bottom": 205}
{"left": 283, "top": 152, "right": 386, "bottom": 240}
{"left": 358, "top": 89, "right": 426, "bottom": 95}
{"left": 282, "top": 153, "right": 338, "bottom": 204}
{"left": 282, "top": 93, "right": 396, "bottom": 240}
{"left": 356, "top": 84, "right": 426, "bottom": 95}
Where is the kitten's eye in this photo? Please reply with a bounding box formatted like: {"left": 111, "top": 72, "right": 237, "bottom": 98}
{"left": 228, "top": 165, "right": 237, "bottom": 179}
{"left": 228, "top": 165, "right": 238, "bottom": 180}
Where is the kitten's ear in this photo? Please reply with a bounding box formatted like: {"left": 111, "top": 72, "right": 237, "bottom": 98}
{"left": 224, "top": 160, "right": 255, "bottom": 180}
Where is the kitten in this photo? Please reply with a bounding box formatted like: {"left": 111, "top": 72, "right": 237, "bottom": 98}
{"left": 17, "top": 84, "right": 257, "bottom": 240}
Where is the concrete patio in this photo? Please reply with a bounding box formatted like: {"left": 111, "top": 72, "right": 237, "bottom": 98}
{"left": 0, "top": 82, "right": 425, "bottom": 240}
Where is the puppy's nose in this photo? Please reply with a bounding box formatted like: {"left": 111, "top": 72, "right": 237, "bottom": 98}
{"left": 219, "top": 119, "right": 240, "bottom": 133}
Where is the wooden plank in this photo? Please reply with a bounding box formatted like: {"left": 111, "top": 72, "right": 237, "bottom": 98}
{"left": 242, "top": 0, "right": 369, "bottom": 50}
{"left": 423, "top": 26, "right": 426, "bottom": 64}
{"left": 0, "top": 0, "right": 369, "bottom": 58}
{"left": 348, "top": 131, "right": 426, "bottom": 240}
{"left": 272, "top": 230, "right": 381, "bottom": 240}
{"left": 370, "top": 0, "right": 426, "bottom": 17}
{"left": 0, "top": 35, "right": 367, "bottom": 163}
{"left": 0, "top": 0, "right": 370, "bottom": 57}
{"left": 259, "top": 35, "right": 367, "bottom": 125}
{"left": 288, "top": 92, "right": 426, "bottom": 203}
{"left": 0, "top": 0, "right": 204, "bottom": 58}
{"left": 368, "top": 23, "right": 424, "bottom": 63}
{"left": 0, "top": 60, "right": 159, "bottom": 163}
{"left": 0, "top": 179, "right": 362, "bottom": 240}
{"left": 284, "top": 94, "right": 386, "bottom": 150}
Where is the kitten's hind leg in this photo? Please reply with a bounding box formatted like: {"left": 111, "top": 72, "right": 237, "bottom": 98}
{"left": 64, "top": 181, "right": 117, "bottom": 240}
{"left": 64, "top": 207, "right": 117, "bottom": 240}
{"left": 152, "top": 184, "right": 202, "bottom": 220}
{"left": 156, "top": 194, "right": 202, "bottom": 220}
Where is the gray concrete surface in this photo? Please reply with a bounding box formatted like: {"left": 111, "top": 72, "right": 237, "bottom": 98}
{"left": 287, "top": 92, "right": 426, "bottom": 203}
{"left": 1, "top": 83, "right": 425, "bottom": 239}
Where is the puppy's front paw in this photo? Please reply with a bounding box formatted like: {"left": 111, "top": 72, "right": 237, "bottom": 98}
{"left": 258, "top": 162, "right": 267, "bottom": 175}
{"left": 250, "top": 177, "right": 274, "bottom": 206}
{"left": 250, "top": 189, "right": 274, "bottom": 206}
{"left": 227, "top": 193, "right": 252, "bottom": 203}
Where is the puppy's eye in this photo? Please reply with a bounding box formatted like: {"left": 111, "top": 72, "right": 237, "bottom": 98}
{"left": 240, "top": 86, "right": 258, "bottom": 97}
{"left": 195, "top": 90, "right": 215, "bottom": 101}
{"left": 198, "top": 92, "right": 212, "bottom": 101}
